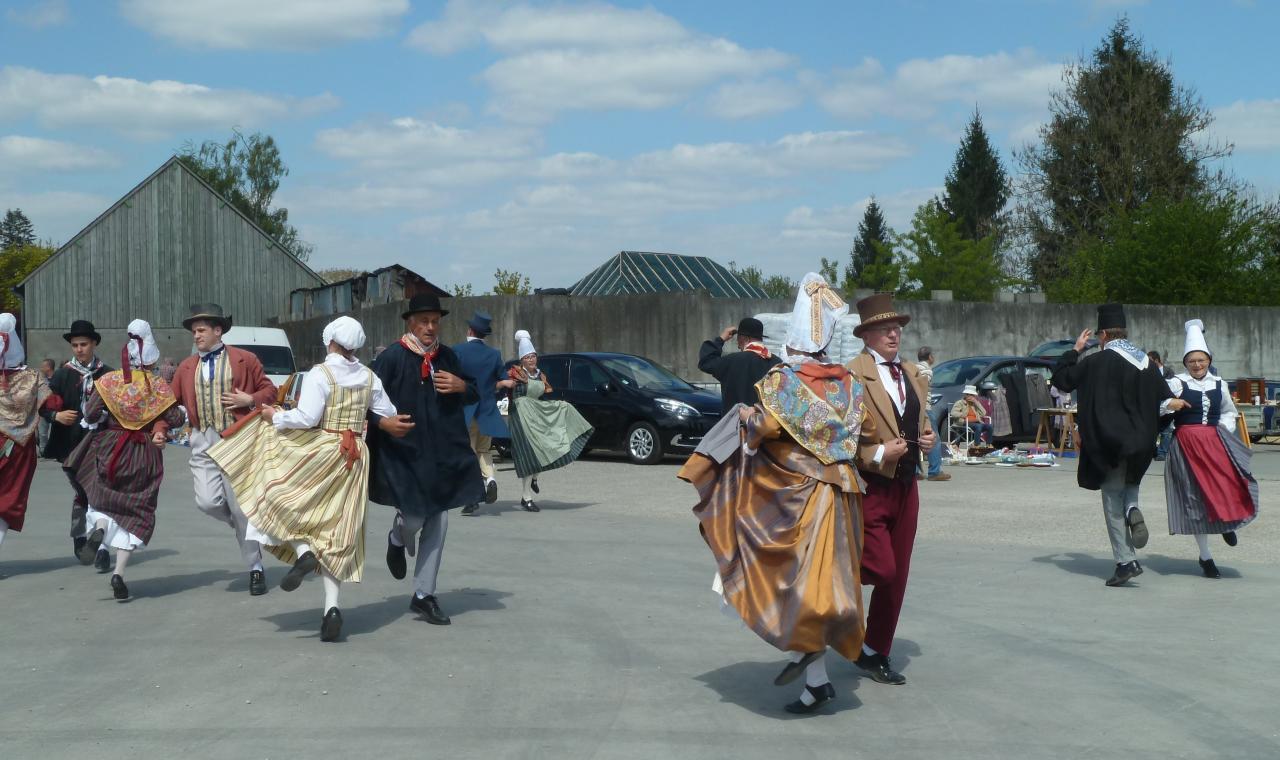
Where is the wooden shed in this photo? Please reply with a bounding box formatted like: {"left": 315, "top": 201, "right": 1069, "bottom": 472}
{"left": 15, "top": 156, "right": 324, "bottom": 362}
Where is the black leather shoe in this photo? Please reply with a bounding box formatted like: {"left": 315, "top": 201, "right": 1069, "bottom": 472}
{"left": 320, "top": 607, "right": 343, "bottom": 642}
{"left": 94, "top": 548, "right": 111, "bottom": 574}
{"left": 854, "top": 652, "right": 906, "bottom": 685}
{"left": 110, "top": 574, "right": 129, "bottom": 601}
{"left": 79, "top": 528, "right": 104, "bottom": 565}
{"left": 73, "top": 536, "right": 86, "bottom": 560}
{"left": 1222, "top": 531, "right": 1238, "bottom": 547}
{"left": 280, "top": 551, "right": 319, "bottom": 592}
{"left": 461, "top": 503, "right": 480, "bottom": 516}
{"left": 410, "top": 594, "right": 451, "bottom": 625}
{"left": 774, "top": 651, "right": 824, "bottom": 686}
{"left": 784, "top": 683, "right": 836, "bottom": 714}
{"left": 1105, "top": 561, "right": 1139, "bottom": 587}
{"left": 1199, "top": 558, "right": 1221, "bottom": 578}
{"left": 1125, "top": 508, "right": 1149, "bottom": 549}
{"left": 485, "top": 479, "right": 499, "bottom": 504}
{"left": 520, "top": 499, "right": 540, "bottom": 513}
{"left": 386, "top": 533, "right": 407, "bottom": 580}
{"left": 249, "top": 569, "right": 268, "bottom": 596}
{"left": 531, "top": 477, "right": 540, "bottom": 495}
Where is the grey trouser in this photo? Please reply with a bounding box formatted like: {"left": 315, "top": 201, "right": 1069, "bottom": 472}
{"left": 64, "top": 466, "right": 88, "bottom": 539}
{"left": 1100, "top": 465, "right": 1140, "bottom": 564}
{"left": 396, "top": 510, "right": 449, "bottom": 598}
{"left": 189, "top": 427, "right": 262, "bottom": 569}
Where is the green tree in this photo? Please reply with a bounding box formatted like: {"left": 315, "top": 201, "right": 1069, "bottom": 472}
{"left": 493, "top": 268, "right": 531, "bottom": 295}
{"left": 316, "top": 268, "right": 363, "bottom": 284}
{"left": 0, "top": 243, "right": 54, "bottom": 310}
{"left": 1, "top": 209, "right": 37, "bottom": 251}
{"left": 179, "top": 130, "right": 313, "bottom": 262}
{"left": 729, "top": 262, "right": 797, "bottom": 299}
{"left": 941, "top": 110, "right": 1008, "bottom": 241}
{"left": 897, "top": 200, "right": 1004, "bottom": 302}
{"left": 848, "top": 199, "right": 894, "bottom": 286}
{"left": 818, "top": 257, "right": 842, "bottom": 294}
{"left": 451, "top": 283, "right": 475, "bottom": 297}
{"left": 1016, "top": 19, "right": 1229, "bottom": 288}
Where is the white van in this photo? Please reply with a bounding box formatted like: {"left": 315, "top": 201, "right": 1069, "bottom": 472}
{"left": 220, "top": 326, "right": 297, "bottom": 387}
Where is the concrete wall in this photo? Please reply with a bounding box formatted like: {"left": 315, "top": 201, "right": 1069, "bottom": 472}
{"left": 274, "top": 294, "right": 1280, "bottom": 384}
{"left": 25, "top": 328, "right": 196, "bottom": 369}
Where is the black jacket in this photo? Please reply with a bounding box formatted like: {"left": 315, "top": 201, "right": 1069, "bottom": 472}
{"left": 40, "top": 361, "right": 112, "bottom": 461}
{"left": 698, "top": 338, "right": 782, "bottom": 412}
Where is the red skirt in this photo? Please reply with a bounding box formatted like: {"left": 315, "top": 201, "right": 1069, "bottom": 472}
{"left": 1175, "top": 425, "right": 1255, "bottom": 523}
{"left": 0, "top": 437, "right": 38, "bottom": 531}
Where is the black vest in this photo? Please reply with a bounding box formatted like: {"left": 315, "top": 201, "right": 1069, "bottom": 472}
{"left": 1172, "top": 378, "right": 1224, "bottom": 428}
{"left": 890, "top": 367, "right": 921, "bottom": 482}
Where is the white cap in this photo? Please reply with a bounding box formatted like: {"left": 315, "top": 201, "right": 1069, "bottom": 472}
{"left": 784, "top": 273, "right": 848, "bottom": 354}
{"left": 963, "top": 384, "right": 979, "bottom": 396}
{"left": 0, "top": 312, "right": 25, "bottom": 369}
{"left": 125, "top": 318, "right": 161, "bottom": 367}
{"left": 1182, "top": 318, "right": 1211, "bottom": 361}
{"left": 322, "top": 316, "right": 366, "bottom": 351}
{"left": 515, "top": 329, "right": 536, "bottom": 359}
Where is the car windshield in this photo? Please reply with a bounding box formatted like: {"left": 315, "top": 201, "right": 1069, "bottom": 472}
{"left": 931, "top": 358, "right": 992, "bottom": 387}
{"left": 598, "top": 356, "right": 694, "bottom": 392}
{"left": 237, "top": 345, "right": 295, "bottom": 376}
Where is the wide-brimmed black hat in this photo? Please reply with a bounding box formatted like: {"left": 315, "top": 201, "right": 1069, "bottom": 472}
{"left": 1097, "top": 303, "right": 1126, "bottom": 332}
{"left": 737, "top": 317, "right": 766, "bottom": 340}
{"left": 183, "top": 303, "right": 233, "bottom": 332}
{"left": 401, "top": 293, "right": 449, "bottom": 320}
{"left": 468, "top": 310, "right": 493, "bottom": 336}
{"left": 63, "top": 319, "right": 102, "bottom": 344}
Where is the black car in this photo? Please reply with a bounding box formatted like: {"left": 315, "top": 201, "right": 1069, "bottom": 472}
{"left": 928, "top": 355, "right": 1057, "bottom": 443}
{"left": 1029, "top": 338, "right": 1098, "bottom": 361}
{"left": 537, "top": 352, "right": 722, "bottom": 464}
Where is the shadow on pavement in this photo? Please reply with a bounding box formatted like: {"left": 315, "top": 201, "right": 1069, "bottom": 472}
{"left": 1032, "top": 551, "right": 1118, "bottom": 580}
{"left": 694, "top": 659, "right": 863, "bottom": 719}
{"left": 0, "top": 548, "right": 179, "bottom": 577}
{"left": 141, "top": 567, "right": 240, "bottom": 598}
{"left": 258, "top": 587, "right": 512, "bottom": 639}
{"left": 468, "top": 501, "right": 596, "bottom": 517}
{"left": 1137, "top": 553, "right": 1245, "bottom": 579}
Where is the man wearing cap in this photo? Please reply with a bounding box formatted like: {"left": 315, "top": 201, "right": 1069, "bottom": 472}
{"left": 698, "top": 318, "right": 782, "bottom": 412}
{"left": 1052, "top": 304, "right": 1172, "bottom": 587}
{"left": 453, "top": 311, "right": 511, "bottom": 516}
{"left": 847, "top": 293, "right": 937, "bottom": 686}
{"left": 171, "top": 304, "right": 277, "bottom": 595}
{"left": 41, "top": 319, "right": 113, "bottom": 565}
{"left": 367, "top": 293, "right": 484, "bottom": 625}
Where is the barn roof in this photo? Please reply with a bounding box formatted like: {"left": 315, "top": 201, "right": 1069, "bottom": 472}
{"left": 570, "top": 251, "right": 767, "bottom": 298}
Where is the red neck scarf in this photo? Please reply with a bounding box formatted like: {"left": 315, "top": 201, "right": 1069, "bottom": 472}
{"left": 742, "top": 341, "right": 771, "bottom": 360}
{"left": 794, "top": 361, "right": 849, "bottom": 395}
{"left": 399, "top": 333, "right": 440, "bottom": 379}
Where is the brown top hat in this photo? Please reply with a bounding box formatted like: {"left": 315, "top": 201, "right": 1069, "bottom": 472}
{"left": 852, "top": 292, "right": 910, "bottom": 337}
{"left": 183, "top": 303, "right": 233, "bottom": 332}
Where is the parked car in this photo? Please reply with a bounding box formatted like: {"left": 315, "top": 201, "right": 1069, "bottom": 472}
{"left": 220, "top": 326, "right": 297, "bottom": 387}
{"left": 1029, "top": 338, "right": 1097, "bottom": 361}
{"left": 928, "top": 355, "right": 1056, "bottom": 444}
{"left": 536, "top": 352, "right": 722, "bottom": 464}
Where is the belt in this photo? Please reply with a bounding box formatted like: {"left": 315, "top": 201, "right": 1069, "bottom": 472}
{"left": 325, "top": 428, "right": 361, "bottom": 470}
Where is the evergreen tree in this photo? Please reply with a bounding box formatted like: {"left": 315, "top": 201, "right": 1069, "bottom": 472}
{"left": 847, "top": 198, "right": 897, "bottom": 290}
{"left": 941, "top": 110, "right": 1008, "bottom": 241}
{"left": 898, "top": 200, "right": 1005, "bottom": 302}
{"left": 1, "top": 208, "right": 37, "bottom": 251}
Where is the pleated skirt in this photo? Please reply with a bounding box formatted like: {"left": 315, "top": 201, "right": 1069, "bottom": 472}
{"left": 1164, "top": 424, "right": 1259, "bottom": 535}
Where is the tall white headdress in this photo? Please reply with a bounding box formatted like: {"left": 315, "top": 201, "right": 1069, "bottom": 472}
{"left": 784, "top": 273, "right": 848, "bottom": 355}
{"left": 515, "top": 329, "right": 537, "bottom": 359}
{"left": 1182, "top": 319, "right": 1211, "bottom": 361}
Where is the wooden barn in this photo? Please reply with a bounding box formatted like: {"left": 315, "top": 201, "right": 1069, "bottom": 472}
{"left": 15, "top": 156, "right": 324, "bottom": 362}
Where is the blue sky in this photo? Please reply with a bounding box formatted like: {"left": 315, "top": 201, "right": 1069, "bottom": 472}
{"left": 2, "top": 0, "right": 1278, "bottom": 291}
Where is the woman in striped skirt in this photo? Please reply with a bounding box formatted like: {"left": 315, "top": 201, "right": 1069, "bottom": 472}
{"left": 1161, "top": 319, "right": 1259, "bottom": 578}
{"left": 209, "top": 317, "right": 410, "bottom": 642}
{"left": 505, "top": 330, "right": 593, "bottom": 512}
{"left": 67, "top": 320, "right": 184, "bottom": 600}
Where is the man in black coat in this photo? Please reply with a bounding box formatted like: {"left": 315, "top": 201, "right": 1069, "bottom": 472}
{"left": 1052, "top": 303, "right": 1174, "bottom": 587}
{"left": 39, "top": 320, "right": 111, "bottom": 565}
{"left": 367, "top": 294, "right": 484, "bottom": 626}
{"left": 698, "top": 317, "right": 781, "bottom": 412}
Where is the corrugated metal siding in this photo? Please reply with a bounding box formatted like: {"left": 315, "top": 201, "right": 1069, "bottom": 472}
{"left": 21, "top": 159, "right": 323, "bottom": 330}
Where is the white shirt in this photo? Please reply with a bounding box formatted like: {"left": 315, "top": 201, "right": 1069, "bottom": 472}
{"left": 868, "top": 348, "right": 907, "bottom": 416}
{"left": 1164, "top": 372, "right": 1237, "bottom": 434}
{"left": 273, "top": 353, "right": 396, "bottom": 430}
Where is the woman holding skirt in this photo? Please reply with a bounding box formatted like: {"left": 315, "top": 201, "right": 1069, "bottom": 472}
{"left": 210, "top": 317, "right": 408, "bottom": 642}
{"left": 505, "top": 330, "right": 593, "bottom": 512}
{"left": 1161, "top": 319, "right": 1259, "bottom": 578}
{"left": 1, "top": 313, "right": 57, "bottom": 563}
{"left": 67, "top": 320, "right": 183, "bottom": 600}
{"left": 678, "top": 274, "right": 870, "bottom": 714}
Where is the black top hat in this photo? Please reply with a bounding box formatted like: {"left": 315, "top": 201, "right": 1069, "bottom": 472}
{"left": 736, "top": 317, "right": 766, "bottom": 340}
{"left": 468, "top": 310, "right": 493, "bottom": 336}
{"left": 63, "top": 319, "right": 102, "bottom": 344}
{"left": 401, "top": 293, "right": 450, "bottom": 320}
{"left": 1097, "top": 303, "right": 1126, "bottom": 332}
{"left": 183, "top": 303, "right": 233, "bottom": 332}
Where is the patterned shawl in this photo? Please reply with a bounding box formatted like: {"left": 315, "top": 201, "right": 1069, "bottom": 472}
{"left": 399, "top": 333, "right": 440, "bottom": 379}
{"left": 94, "top": 370, "right": 178, "bottom": 431}
{"left": 0, "top": 368, "right": 52, "bottom": 446}
{"left": 755, "top": 363, "right": 864, "bottom": 465}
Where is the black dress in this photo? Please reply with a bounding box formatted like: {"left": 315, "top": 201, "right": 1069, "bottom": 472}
{"left": 40, "top": 362, "right": 111, "bottom": 460}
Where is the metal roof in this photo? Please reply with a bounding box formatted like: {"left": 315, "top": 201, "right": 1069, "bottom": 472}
{"left": 570, "top": 251, "right": 768, "bottom": 298}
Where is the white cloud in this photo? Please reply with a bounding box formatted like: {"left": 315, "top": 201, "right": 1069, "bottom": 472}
{"left": 632, "top": 131, "right": 911, "bottom": 177}
{"left": 0, "top": 136, "right": 118, "bottom": 172}
{"left": 6, "top": 0, "right": 68, "bottom": 28}
{"left": 1213, "top": 99, "right": 1280, "bottom": 152}
{"left": 120, "top": 0, "right": 409, "bottom": 50}
{"left": 706, "top": 78, "right": 803, "bottom": 120}
{"left": 313, "top": 117, "right": 536, "bottom": 169}
{"left": 0, "top": 66, "right": 338, "bottom": 139}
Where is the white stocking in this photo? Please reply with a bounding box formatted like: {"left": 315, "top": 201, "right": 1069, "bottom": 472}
{"left": 0, "top": 515, "right": 8, "bottom": 549}
{"left": 1195, "top": 534, "right": 1212, "bottom": 561}
{"left": 291, "top": 540, "right": 313, "bottom": 557}
{"left": 321, "top": 568, "right": 341, "bottom": 611}
{"left": 522, "top": 476, "right": 535, "bottom": 501}
{"left": 114, "top": 548, "right": 132, "bottom": 578}
{"left": 799, "top": 650, "right": 829, "bottom": 705}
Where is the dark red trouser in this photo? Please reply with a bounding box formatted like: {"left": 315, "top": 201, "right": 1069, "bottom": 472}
{"left": 859, "top": 474, "right": 920, "bottom": 655}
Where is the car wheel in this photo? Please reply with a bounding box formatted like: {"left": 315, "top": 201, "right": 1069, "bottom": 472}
{"left": 625, "top": 421, "right": 663, "bottom": 465}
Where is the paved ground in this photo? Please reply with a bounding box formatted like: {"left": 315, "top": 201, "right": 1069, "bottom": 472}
{"left": 2, "top": 444, "right": 1278, "bottom": 760}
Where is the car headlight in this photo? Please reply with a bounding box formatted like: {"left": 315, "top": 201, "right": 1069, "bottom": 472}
{"left": 656, "top": 398, "right": 698, "bottom": 419}
{"left": 929, "top": 393, "right": 942, "bottom": 406}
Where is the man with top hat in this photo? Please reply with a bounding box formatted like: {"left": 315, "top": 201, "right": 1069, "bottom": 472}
{"left": 846, "top": 293, "right": 937, "bottom": 685}
{"left": 367, "top": 293, "right": 484, "bottom": 625}
{"left": 453, "top": 310, "right": 511, "bottom": 516}
{"left": 699, "top": 317, "right": 782, "bottom": 412}
{"left": 171, "top": 303, "right": 277, "bottom": 595}
{"left": 1052, "top": 303, "right": 1172, "bottom": 587}
{"left": 41, "top": 319, "right": 113, "bottom": 566}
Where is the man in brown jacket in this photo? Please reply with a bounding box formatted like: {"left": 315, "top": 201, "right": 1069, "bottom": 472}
{"left": 171, "top": 304, "right": 277, "bottom": 595}
{"left": 847, "top": 293, "right": 936, "bottom": 686}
